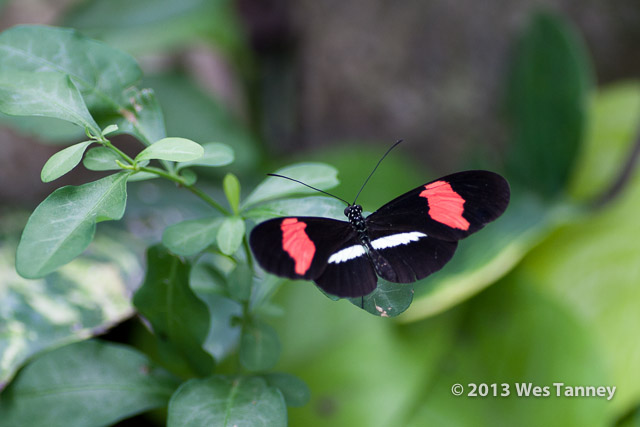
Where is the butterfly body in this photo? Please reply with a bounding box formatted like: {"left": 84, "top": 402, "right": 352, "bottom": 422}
{"left": 250, "top": 170, "right": 510, "bottom": 298}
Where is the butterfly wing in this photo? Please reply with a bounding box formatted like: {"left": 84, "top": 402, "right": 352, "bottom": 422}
{"left": 313, "top": 237, "right": 378, "bottom": 297}
{"left": 362, "top": 170, "right": 509, "bottom": 284}
{"left": 249, "top": 216, "right": 355, "bottom": 281}
{"left": 365, "top": 227, "right": 458, "bottom": 283}
{"left": 366, "top": 170, "right": 510, "bottom": 242}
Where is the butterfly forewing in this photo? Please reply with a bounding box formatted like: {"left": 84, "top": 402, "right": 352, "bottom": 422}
{"left": 366, "top": 170, "right": 510, "bottom": 242}
{"left": 249, "top": 217, "right": 354, "bottom": 281}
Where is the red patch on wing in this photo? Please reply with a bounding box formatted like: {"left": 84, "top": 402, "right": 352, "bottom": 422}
{"left": 420, "top": 181, "right": 470, "bottom": 230}
{"left": 281, "top": 218, "right": 315, "bottom": 275}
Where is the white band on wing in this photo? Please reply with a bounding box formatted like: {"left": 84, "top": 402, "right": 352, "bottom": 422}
{"left": 371, "top": 231, "right": 427, "bottom": 249}
{"left": 328, "top": 245, "right": 366, "bottom": 264}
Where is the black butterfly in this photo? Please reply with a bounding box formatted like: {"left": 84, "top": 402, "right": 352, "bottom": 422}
{"left": 249, "top": 147, "right": 510, "bottom": 298}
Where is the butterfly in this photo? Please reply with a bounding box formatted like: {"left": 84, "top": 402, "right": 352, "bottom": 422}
{"left": 249, "top": 146, "right": 510, "bottom": 298}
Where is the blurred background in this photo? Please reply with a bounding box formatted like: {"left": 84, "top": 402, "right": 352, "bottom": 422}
{"left": 1, "top": 0, "right": 640, "bottom": 425}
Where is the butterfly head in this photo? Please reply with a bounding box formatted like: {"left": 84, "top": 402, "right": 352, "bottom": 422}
{"left": 344, "top": 205, "right": 366, "bottom": 232}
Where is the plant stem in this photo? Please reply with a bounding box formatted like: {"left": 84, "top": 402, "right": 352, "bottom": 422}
{"left": 137, "top": 166, "right": 231, "bottom": 215}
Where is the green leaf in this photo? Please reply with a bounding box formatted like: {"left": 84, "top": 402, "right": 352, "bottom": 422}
{"left": 0, "top": 71, "right": 99, "bottom": 133}
{"left": 82, "top": 146, "right": 122, "bottom": 171}
{"left": 568, "top": 81, "right": 640, "bottom": 202}
{"left": 103, "top": 87, "right": 167, "bottom": 145}
{"left": 216, "top": 216, "right": 245, "bottom": 256}
{"left": 180, "top": 168, "right": 197, "bottom": 186}
{"left": 263, "top": 373, "right": 310, "bottom": 407}
{"left": 239, "top": 320, "right": 281, "bottom": 372}
{"left": 162, "top": 217, "right": 223, "bottom": 256}
{"left": 16, "top": 172, "right": 129, "bottom": 278}
{"left": 101, "top": 123, "right": 118, "bottom": 135}
{"left": 41, "top": 140, "right": 92, "bottom": 182}
{"left": 506, "top": 11, "right": 593, "bottom": 198}
{"left": 133, "top": 245, "right": 214, "bottom": 377}
{"left": 0, "top": 25, "right": 142, "bottom": 112}
{"left": 348, "top": 280, "right": 414, "bottom": 317}
{"left": 223, "top": 173, "right": 241, "bottom": 214}
{"left": 167, "top": 376, "right": 286, "bottom": 427}
{"left": 0, "top": 340, "right": 180, "bottom": 427}
{"left": 242, "top": 163, "right": 339, "bottom": 209}
{"left": 244, "top": 196, "right": 345, "bottom": 223}
{"left": 405, "top": 281, "right": 608, "bottom": 427}
{"left": 136, "top": 137, "right": 204, "bottom": 162}
{"left": 196, "top": 294, "right": 243, "bottom": 361}
{"left": 176, "top": 142, "right": 235, "bottom": 170}
{"left": 518, "top": 169, "right": 640, "bottom": 416}
{"left": 0, "top": 223, "right": 141, "bottom": 386}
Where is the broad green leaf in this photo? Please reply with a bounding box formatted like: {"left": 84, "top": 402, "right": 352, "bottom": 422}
{"left": 82, "top": 146, "right": 121, "bottom": 171}
{"left": 133, "top": 245, "right": 214, "bottom": 377}
{"left": 0, "top": 221, "right": 141, "bottom": 386}
{"left": 41, "top": 140, "right": 92, "bottom": 182}
{"left": 0, "top": 71, "right": 99, "bottom": 133}
{"left": 167, "top": 376, "right": 286, "bottom": 427}
{"left": 568, "top": 81, "right": 640, "bottom": 202}
{"left": 263, "top": 373, "right": 310, "bottom": 407}
{"left": 518, "top": 168, "right": 640, "bottom": 417}
{"left": 176, "top": 142, "right": 235, "bottom": 170}
{"left": 0, "top": 25, "right": 142, "bottom": 112}
{"left": 348, "top": 280, "right": 414, "bottom": 317}
{"left": 242, "top": 163, "right": 339, "bottom": 209}
{"left": 16, "top": 172, "right": 129, "bottom": 278}
{"left": 162, "top": 217, "right": 223, "bottom": 256}
{"left": 239, "top": 320, "right": 281, "bottom": 372}
{"left": 405, "top": 280, "right": 607, "bottom": 427}
{"left": 244, "top": 196, "right": 345, "bottom": 223}
{"left": 506, "top": 11, "right": 593, "bottom": 198}
{"left": 0, "top": 114, "right": 84, "bottom": 144}
{"left": 135, "top": 137, "right": 204, "bottom": 162}
{"left": 0, "top": 340, "right": 180, "bottom": 427}
{"left": 223, "top": 173, "right": 241, "bottom": 214}
{"left": 216, "top": 216, "right": 245, "bottom": 256}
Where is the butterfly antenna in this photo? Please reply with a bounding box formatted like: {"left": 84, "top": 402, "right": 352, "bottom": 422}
{"left": 267, "top": 173, "right": 351, "bottom": 206}
{"left": 352, "top": 139, "right": 403, "bottom": 205}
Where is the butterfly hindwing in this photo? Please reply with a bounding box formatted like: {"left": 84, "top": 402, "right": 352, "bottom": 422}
{"left": 366, "top": 170, "right": 510, "bottom": 241}
{"left": 249, "top": 216, "right": 354, "bottom": 281}
{"left": 366, "top": 227, "right": 458, "bottom": 283}
{"left": 314, "top": 237, "right": 378, "bottom": 297}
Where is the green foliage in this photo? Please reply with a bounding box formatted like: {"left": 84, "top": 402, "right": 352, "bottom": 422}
{"left": 506, "top": 11, "right": 593, "bottom": 198}
{"left": 0, "top": 340, "right": 180, "bottom": 426}
{"left": 167, "top": 376, "right": 286, "bottom": 427}
{"left": 133, "top": 246, "right": 214, "bottom": 377}
{"left": 2, "top": 7, "right": 640, "bottom": 426}
{"left": 16, "top": 172, "right": 129, "bottom": 278}
{"left": 41, "top": 140, "right": 93, "bottom": 182}
{"left": 135, "top": 137, "right": 204, "bottom": 162}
